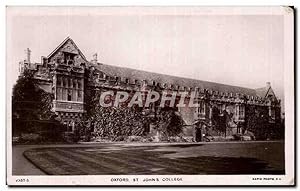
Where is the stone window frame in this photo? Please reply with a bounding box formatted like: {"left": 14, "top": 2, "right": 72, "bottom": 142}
{"left": 236, "top": 104, "right": 245, "bottom": 119}
{"left": 198, "top": 100, "right": 205, "bottom": 114}
{"left": 67, "top": 90, "right": 72, "bottom": 101}
{"left": 269, "top": 106, "right": 276, "bottom": 120}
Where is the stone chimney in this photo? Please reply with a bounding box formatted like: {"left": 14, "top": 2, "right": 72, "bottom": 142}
{"left": 41, "top": 56, "right": 47, "bottom": 66}
{"left": 92, "top": 53, "right": 98, "bottom": 65}
{"left": 25, "top": 48, "right": 31, "bottom": 63}
{"left": 266, "top": 82, "right": 271, "bottom": 89}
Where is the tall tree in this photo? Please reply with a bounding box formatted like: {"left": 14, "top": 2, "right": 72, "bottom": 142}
{"left": 12, "top": 69, "right": 54, "bottom": 135}
{"left": 244, "top": 105, "right": 270, "bottom": 140}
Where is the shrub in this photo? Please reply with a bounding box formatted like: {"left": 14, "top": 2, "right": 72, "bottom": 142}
{"left": 232, "top": 134, "right": 242, "bottom": 141}
{"left": 127, "top": 136, "right": 143, "bottom": 142}
{"left": 113, "top": 136, "right": 126, "bottom": 142}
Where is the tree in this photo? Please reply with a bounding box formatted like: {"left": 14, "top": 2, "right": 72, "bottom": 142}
{"left": 151, "top": 108, "right": 184, "bottom": 138}
{"left": 12, "top": 69, "right": 55, "bottom": 135}
{"left": 211, "top": 106, "right": 229, "bottom": 136}
{"left": 244, "top": 105, "right": 270, "bottom": 140}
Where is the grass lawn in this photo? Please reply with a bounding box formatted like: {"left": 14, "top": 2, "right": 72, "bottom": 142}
{"left": 23, "top": 141, "right": 285, "bottom": 175}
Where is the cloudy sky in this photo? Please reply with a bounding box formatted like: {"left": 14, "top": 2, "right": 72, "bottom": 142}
{"left": 7, "top": 7, "right": 284, "bottom": 102}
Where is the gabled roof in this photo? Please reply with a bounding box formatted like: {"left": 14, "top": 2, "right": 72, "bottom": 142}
{"left": 92, "top": 63, "right": 260, "bottom": 97}
{"left": 255, "top": 86, "right": 277, "bottom": 100}
{"left": 47, "top": 37, "right": 88, "bottom": 62}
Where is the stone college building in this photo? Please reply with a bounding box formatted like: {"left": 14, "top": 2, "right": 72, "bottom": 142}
{"left": 18, "top": 37, "right": 282, "bottom": 141}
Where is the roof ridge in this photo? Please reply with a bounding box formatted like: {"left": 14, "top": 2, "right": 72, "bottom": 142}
{"left": 255, "top": 87, "right": 267, "bottom": 91}
{"left": 93, "top": 62, "right": 257, "bottom": 92}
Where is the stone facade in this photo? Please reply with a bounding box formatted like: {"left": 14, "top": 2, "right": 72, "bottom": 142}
{"left": 18, "top": 37, "right": 282, "bottom": 140}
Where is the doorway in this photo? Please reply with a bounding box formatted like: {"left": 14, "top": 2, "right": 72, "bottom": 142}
{"left": 195, "top": 127, "right": 202, "bottom": 142}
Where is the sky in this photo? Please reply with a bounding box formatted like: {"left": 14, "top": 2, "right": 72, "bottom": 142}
{"left": 7, "top": 7, "right": 284, "bottom": 103}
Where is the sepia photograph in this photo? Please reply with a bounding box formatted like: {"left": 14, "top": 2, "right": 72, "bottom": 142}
{"left": 6, "top": 6, "right": 294, "bottom": 186}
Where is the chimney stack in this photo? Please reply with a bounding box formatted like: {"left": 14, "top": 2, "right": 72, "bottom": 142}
{"left": 266, "top": 82, "right": 271, "bottom": 89}
{"left": 25, "top": 48, "right": 31, "bottom": 63}
{"left": 92, "top": 53, "right": 98, "bottom": 64}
